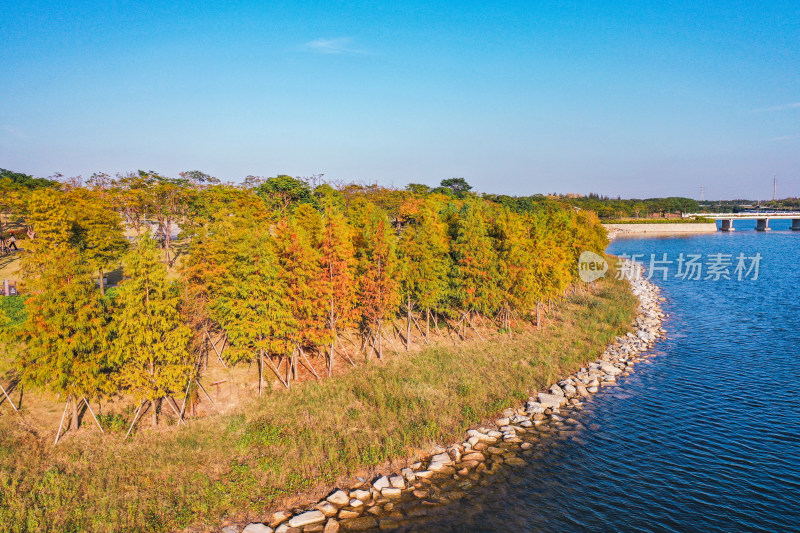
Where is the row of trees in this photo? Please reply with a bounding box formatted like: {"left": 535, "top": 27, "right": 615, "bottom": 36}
{"left": 0, "top": 171, "right": 608, "bottom": 440}
{"left": 483, "top": 193, "right": 701, "bottom": 219}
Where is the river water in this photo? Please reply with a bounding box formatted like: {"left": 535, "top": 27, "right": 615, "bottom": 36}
{"left": 399, "top": 220, "right": 800, "bottom": 532}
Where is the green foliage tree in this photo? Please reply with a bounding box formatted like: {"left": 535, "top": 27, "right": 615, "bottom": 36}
{"left": 439, "top": 177, "right": 472, "bottom": 198}
{"left": 0, "top": 168, "right": 60, "bottom": 189}
{"left": 255, "top": 175, "right": 315, "bottom": 214}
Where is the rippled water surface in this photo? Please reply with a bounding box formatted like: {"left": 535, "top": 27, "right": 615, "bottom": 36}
{"left": 405, "top": 222, "right": 800, "bottom": 532}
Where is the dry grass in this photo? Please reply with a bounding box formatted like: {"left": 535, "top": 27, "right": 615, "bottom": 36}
{"left": 0, "top": 273, "right": 637, "bottom": 533}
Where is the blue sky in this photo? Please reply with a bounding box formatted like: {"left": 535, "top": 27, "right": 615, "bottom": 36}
{"left": 2, "top": 0, "right": 799, "bottom": 199}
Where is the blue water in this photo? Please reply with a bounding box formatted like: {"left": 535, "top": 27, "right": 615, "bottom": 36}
{"left": 399, "top": 221, "right": 800, "bottom": 532}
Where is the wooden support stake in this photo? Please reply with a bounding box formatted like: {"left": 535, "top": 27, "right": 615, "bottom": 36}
{"left": 54, "top": 398, "right": 71, "bottom": 445}
{"left": 195, "top": 379, "right": 217, "bottom": 407}
{"left": 0, "top": 384, "right": 19, "bottom": 413}
{"left": 335, "top": 337, "right": 357, "bottom": 367}
{"left": 165, "top": 396, "right": 186, "bottom": 426}
{"left": 263, "top": 356, "right": 290, "bottom": 389}
{"left": 81, "top": 397, "right": 105, "bottom": 433}
{"left": 205, "top": 330, "right": 227, "bottom": 367}
{"left": 409, "top": 313, "right": 430, "bottom": 345}
{"left": 179, "top": 376, "right": 192, "bottom": 419}
{"left": 380, "top": 326, "right": 401, "bottom": 355}
{"left": 124, "top": 400, "right": 147, "bottom": 440}
{"left": 466, "top": 313, "right": 485, "bottom": 341}
{"left": 298, "top": 347, "right": 320, "bottom": 379}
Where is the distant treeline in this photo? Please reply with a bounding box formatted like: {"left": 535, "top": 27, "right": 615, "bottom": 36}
{"left": 0, "top": 170, "right": 608, "bottom": 438}
{"left": 697, "top": 198, "right": 800, "bottom": 213}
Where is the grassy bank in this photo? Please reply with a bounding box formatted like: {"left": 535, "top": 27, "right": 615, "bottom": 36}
{"left": 0, "top": 274, "right": 637, "bottom": 533}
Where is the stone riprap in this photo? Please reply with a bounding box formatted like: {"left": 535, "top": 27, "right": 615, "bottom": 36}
{"left": 218, "top": 268, "right": 664, "bottom": 533}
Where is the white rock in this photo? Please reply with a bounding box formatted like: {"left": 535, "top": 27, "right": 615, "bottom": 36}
{"left": 389, "top": 475, "right": 405, "bottom": 489}
{"left": 288, "top": 511, "right": 326, "bottom": 528}
{"left": 537, "top": 393, "right": 566, "bottom": 408}
{"left": 326, "top": 490, "right": 349, "bottom": 506}
{"left": 525, "top": 401, "right": 545, "bottom": 414}
{"left": 372, "top": 476, "right": 390, "bottom": 491}
{"left": 316, "top": 501, "right": 338, "bottom": 518}
{"left": 350, "top": 489, "right": 370, "bottom": 500}
{"left": 243, "top": 524, "right": 273, "bottom": 533}
{"left": 428, "top": 452, "right": 453, "bottom": 470}
{"left": 349, "top": 498, "right": 364, "bottom": 508}
{"left": 381, "top": 487, "right": 402, "bottom": 498}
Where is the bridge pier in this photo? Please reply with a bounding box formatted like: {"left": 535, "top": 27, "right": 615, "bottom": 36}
{"left": 756, "top": 218, "right": 771, "bottom": 232}
{"left": 720, "top": 219, "right": 735, "bottom": 232}
{"left": 792, "top": 219, "right": 800, "bottom": 231}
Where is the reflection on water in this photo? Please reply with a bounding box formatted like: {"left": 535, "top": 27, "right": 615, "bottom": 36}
{"left": 398, "top": 223, "right": 800, "bottom": 532}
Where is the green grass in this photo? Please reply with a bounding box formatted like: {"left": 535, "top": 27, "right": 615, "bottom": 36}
{"left": 0, "top": 274, "right": 637, "bottom": 533}
{"left": 603, "top": 217, "right": 714, "bottom": 224}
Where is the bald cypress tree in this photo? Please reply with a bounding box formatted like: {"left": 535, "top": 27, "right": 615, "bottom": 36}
{"left": 111, "top": 236, "right": 191, "bottom": 429}
{"left": 352, "top": 200, "right": 399, "bottom": 360}
{"left": 17, "top": 252, "right": 111, "bottom": 441}
{"left": 276, "top": 207, "right": 329, "bottom": 382}
{"left": 205, "top": 216, "right": 294, "bottom": 392}
{"left": 319, "top": 197, "right": 357, "bottom": 373}
{"left": 450, "top": 199, "right": 499, "bottom": 336}
{"left": 397, "top": 198, "right": 451, "bottom": 346}
{"left": 493, "top": 209, "right": 539, "bottom": 329}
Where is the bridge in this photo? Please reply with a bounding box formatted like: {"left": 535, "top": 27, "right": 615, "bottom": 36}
{"left": 683, "top": 212, "right": 800, "bottom": 232}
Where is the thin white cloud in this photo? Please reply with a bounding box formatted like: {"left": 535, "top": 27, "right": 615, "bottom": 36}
{"left": 1, "top": 125, "right": 30, "bottom": 140}
{"left": 304, "top": 37, "right": 367, "bottom": 55}
{"left": 751, "top": 102, "right": 800, "bottom": 113}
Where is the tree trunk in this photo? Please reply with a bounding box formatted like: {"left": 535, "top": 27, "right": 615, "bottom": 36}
{"left": 426, "top": 308, "right": 430, "bottom": 340}
{"left": 406, "top": 296, "right": 412, "bottom": 351}
{"left": 329, "top": 299, "right": 335, "bottom": 376}
{"left": 71, "top": 394, "right": 79, "bottom": 431}
{"left": 163, "top": 217, "right": 172, "bottom": 265}
{"left": 258, "top": 351, "right": 263, "bottom": 396}
{"left": 151, "top": 398, "right": 159, "bottom": 427}
{"left": 98, "top": 269, "right": 105, "bottom": 296}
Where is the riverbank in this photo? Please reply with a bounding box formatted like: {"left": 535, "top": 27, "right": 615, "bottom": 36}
{"left": 0, "top": 266, "right": 638, "bottom": 532}
{"left": 603, "top": 222, "right": 717, "bottom": 239}
{"left": 222, "top": 269, "right": 662, "bottom": 533}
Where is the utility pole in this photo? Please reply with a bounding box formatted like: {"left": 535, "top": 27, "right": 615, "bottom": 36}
{"left": 773, "top": 176, "right": 777, "bottom": 201}
{"left": 700, "top": 185, "right": 705, "bottom": 202}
